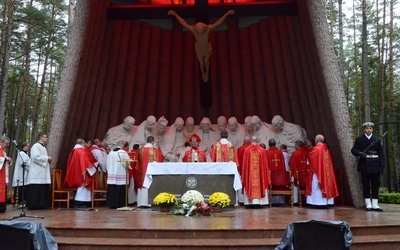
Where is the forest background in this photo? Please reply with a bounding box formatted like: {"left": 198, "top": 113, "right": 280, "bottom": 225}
{"left": 0, "top": 0, "right": 399, "bottom": 192}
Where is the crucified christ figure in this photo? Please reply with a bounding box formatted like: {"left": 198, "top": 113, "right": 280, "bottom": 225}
{"left": 168, "top": 10, "right": 235, "bottom": 82}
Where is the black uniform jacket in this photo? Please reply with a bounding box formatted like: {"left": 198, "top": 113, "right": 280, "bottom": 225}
{"left": 351, "top": 134, "right": 385, "bottom": 174}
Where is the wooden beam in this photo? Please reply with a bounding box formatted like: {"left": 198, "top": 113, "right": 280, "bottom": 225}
{"left": 107, "top": 1, "right": 298, "bottom": 20}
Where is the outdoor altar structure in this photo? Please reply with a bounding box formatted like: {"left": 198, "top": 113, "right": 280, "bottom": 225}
{"left": 48, "top": 0, "right": 361, "bottom": 207}
{"left": 144, "top": 162, "right": 241, "bottom": 206}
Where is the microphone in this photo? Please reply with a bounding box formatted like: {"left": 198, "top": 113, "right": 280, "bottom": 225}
{"left": 13, "top": 140, "right": 18, "bottom": 148}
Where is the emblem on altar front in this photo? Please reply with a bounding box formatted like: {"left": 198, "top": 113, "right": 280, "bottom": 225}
{"left": 186, "top": 177, "right": 197, "bottom": 188}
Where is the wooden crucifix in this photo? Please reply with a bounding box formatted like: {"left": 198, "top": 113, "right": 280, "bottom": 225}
{"left": 168, "top": 9, "right": 234, "bottom": 83}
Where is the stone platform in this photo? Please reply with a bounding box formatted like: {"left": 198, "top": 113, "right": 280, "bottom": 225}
{"left": 1, "top": 203, "right": 400, "bottom": 249}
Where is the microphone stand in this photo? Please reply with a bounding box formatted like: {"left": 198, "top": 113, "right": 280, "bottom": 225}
{"left": 9, "top": 144, "right": 44, "bottom": 220}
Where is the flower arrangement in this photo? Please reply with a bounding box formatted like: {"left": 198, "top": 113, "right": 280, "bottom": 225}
{"left": 181, "top": 190, "right": 204, "bottom": 204}
{"left": 153, "top": 192, "right": 178, "bottom": 207}
{"left": 208, "top": 192, "right": 231, "bottom": 208}
{"left": 173, "top": 201, "right": 214, "bottom": 217}
{"left": 172, "top": 190, "right": 213, "bottom": 216}
{"left": 187, "top": 201, "right": 214, "bottom": 216}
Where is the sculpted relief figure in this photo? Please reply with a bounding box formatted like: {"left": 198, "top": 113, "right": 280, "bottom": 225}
{"left": 270, "top": 115, "right": 307, "bottom": 153}
{"left": 130, "top": 115, "right": 157, "bottom": 148}
{"left": 161, "top": 117, "right": 185, "bottom": 162}
{"left": 244, "top": 116, "right": 254, "bottom": 138}
{"left": 212, "top": 115, "right": 228, "bottom": 134}
{"left": 227, "top": 116, "right": 246, "bottom": 149}
{"left": 103, "top": 116, "right": 135, "bottom": 150}
{"left": 153, "top": 116, "right": 169, "bottom": 147}
{"left": 182, "top": 117, "right": 198, "bottom": 142}
{"left": 251, "top": 115, "right": 276, "bottom": 148}
{"left": 197, "top": 117, "right": 219, "bottom": 157}
{"left": 168, "top": 10, "right": 235, "bottom": 82}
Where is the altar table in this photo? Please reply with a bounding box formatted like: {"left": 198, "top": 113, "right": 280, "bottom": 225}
{"left": 143, "top": 162, "right": 242, "bottom": 206}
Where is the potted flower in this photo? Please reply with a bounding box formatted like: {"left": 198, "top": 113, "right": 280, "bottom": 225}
{"left": 172, "top": 190, "right": 214, "bottom": 216}
{"left": 181, "top": 190, "right": 204, "bottom": 205}
{"left": 153, "top": 192, "right": 178, "bottom": 212}
{"left": 208, "top": 192, "right": 231, "bottom": 212}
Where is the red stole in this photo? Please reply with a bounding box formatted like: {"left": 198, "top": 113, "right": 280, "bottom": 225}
{"left": 241, "top": 144, "right": 270, "bottom": 199}
{"left": 265, "top": 146, "right": 286, "bottom": 171}
{"left": 307, "top": 143, "right": 339, "bottom": 199}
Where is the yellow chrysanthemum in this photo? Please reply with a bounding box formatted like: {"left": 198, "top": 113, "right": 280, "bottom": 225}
{"left": 153, "top": 192, "right": 178, "bottom": 206}
{"left": 208, "top": 192, "right": 231, "bottom": 208}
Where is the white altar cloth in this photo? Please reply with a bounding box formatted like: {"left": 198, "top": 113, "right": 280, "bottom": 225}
{"left": 143, "top": 162, "right": 242, "bottom": 191}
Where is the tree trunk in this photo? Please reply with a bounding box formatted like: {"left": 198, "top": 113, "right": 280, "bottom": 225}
{"left": 362, "top": 0, "right": 370, "bottom": 122}
{"left": 48, "top": 0, "right": 93, "bottom": 170}
{"left": 388, "top": 0, "right": 400, "bottom": 192}
{"left": 352, "top": 0, "right": 362, "bottom": 135}
{"left": 338, "top": 0, "right": 345, "bottom": 92}
{"left": 0, "top": 0, "right": 15, "bottom": 135}
{"left": 31, "top": 4, "right": 56, "bottom": 140}
{"left": 329, "top": 0, "right": 334, "bottom": 43}
{"left": 378, "top": 0, "right": 386, "bottom": 129}
{"left": 14, "top": 0, "right": 33, "bottom": 145}
{"left": 303, "top": 0, "right": 363, "bottom": 207}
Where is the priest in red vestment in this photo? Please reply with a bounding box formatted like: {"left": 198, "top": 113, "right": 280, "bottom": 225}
{"left": 210, "top": 130, "right": 239, "bottom": 165}
{"left": 137, "top": 136, "right": 164, "bottom": 207}
{"left": 236, "top": 136, "right": 251, "bottom": 204}
{"left": 182, "top": 134, "right": 207, "bottom": 162}
{"left": 63, "top": 138, "right": 97, "bottom": 208}
{"left": 288, "top": 141, "right": 310, "bottom": 203}
{"left": 289, "top": 141, "right": 309, "bottom": 178}
{"left": 0, "top": 136, "right": 11, "bottom": 212}
{"left": 265, "top": 139, "right": 286, "bottom": 171}
{"left": 241, "top": 139, "right": 270, "bottom": 205}
{"left": 306, "top": 134, "right": 338, "bottom": 206}
{"left": 129, "top": 144, "right": 140, "bottom": 192}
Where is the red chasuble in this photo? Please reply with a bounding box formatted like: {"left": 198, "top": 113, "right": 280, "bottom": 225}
{"left": 210, "top": 142, "right": 239, "bottom": 165}
{"left": 138, "top": 146, "right": 164, "bottom": 188}
{"left": 289, "top": 146, "right": 309, "bottom": 176}
{"left": 265, "top": 146, "right": 286, "bottom": 171}
{"left": 182, "top": 147, "right": 207, "bottom": 162}
{"left": 307, "top": 143, "right": 339, "bottom": 199}
{"left": 241, "top": 144, "right": 270, "bottom": 199}
{"left": 237, "top": 142, "right": 251, "bottom": 175}
{"left": 63, "top": 147, "right": 94, "bottom": 189}
{"left": 0, "top": 147, "right": 7, "bottom": 205}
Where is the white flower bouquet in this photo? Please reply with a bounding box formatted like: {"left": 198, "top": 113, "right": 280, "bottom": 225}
{"left": 181, "top": 190, "right": 204, "bottom": 205}
{"left": 172, "top": 190, "right": 213, "bottom": 216}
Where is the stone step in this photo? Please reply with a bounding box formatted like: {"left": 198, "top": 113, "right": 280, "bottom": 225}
{"left": 48, "top": 224, "right": 400, "bottom": 240}
{"left": 48, "top": 228, "right": 286, "bottom": 239}
{"left": 352, "top": 234, "right": 400, "bottom": 250}
{"left": 55, "top": 236, "right": 281, "bottom": 249}
{"left": 54, "top": 234, "right": 400, "bottom": 250}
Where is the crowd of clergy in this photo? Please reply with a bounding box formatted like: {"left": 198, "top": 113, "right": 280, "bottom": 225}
{"left": 61, "top": 114, "right": 339, "bottom": 209}
{"left": 1, "top": 114, "right": 339, "bottom": 211}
